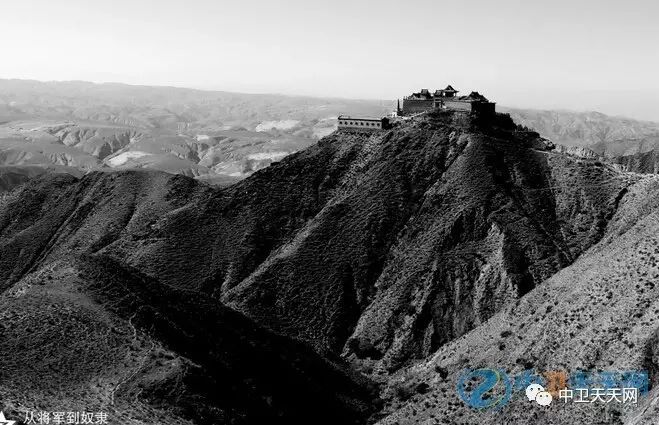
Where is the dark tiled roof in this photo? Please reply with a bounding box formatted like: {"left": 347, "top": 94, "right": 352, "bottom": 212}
{"left": 461, "top": 91, "right": 489, "bottom": 101}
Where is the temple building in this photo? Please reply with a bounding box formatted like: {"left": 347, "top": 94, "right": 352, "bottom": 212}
{"left": 336, "top": 85, "right": 494, "bottom": 133}
{"left": 398, "top": 85, "right": 495, "bottom": 116}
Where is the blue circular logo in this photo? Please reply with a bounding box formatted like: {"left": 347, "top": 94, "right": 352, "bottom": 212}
{"left": 456, "top": 368, "right": 513, "bottom": 410}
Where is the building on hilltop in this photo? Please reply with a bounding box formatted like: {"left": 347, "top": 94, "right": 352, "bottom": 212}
{"left": 434, "top": 85, "right": 458, "bottom": 98}
{"left": 337, "top": 115, "right": 391, "bottom": 131}
{"left": 397, "top": 85, "right": 495, "bottom": 116}
{"left": 398, "top": 88, "right": 435, "bottom": 114}
{"left": 336, "top": 85, "right": 493, "bottom": 133}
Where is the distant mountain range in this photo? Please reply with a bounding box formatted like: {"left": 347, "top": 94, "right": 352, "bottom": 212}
{"left": 1, "top": 79, "right": 659, "bottom": 189}
{"left": 503, "top": 107, "right": 659, "bottom": 156}
{"left": 0, "top": 79, "right": 390, "bottom": 184}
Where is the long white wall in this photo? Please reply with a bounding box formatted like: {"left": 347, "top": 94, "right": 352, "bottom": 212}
{"left": 338, "top": 118, "right": 383, "bottom": 130}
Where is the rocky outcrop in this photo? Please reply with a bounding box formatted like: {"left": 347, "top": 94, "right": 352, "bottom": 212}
{"left": 614, "top": 149, "right": 659, "bottom": 174}
{"left": 553, "top": 143, "right": 601, "bottom": 159}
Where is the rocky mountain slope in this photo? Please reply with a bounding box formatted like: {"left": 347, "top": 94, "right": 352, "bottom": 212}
{"left": 221, "top": 111, "right": 631, "bottom": 368}
{"left": 0, "top": 164, "right": 82, "bottom": 194}
{"left": 615, "top": 149, "right": 659, "bottom": 175}
{"left": 0, "top": 171, "right": 377, "bottom": 425}
{"left": 1, "top": 109, "right": 652, "bottom": 424}
{"left": 375, "top": 173, "right": 659, "bottom": 424}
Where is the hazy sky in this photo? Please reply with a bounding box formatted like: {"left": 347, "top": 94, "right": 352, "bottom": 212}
{"left": 2, "top": 0, "right": 658, "bottom": 120}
